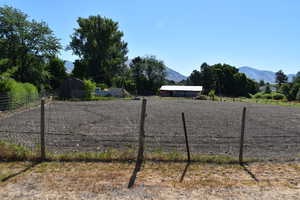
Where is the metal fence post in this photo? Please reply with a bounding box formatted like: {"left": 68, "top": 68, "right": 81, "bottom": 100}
{"left": 40, "top": 98, "right": 46, "bottom": 160}
{"left": 181, "top": 112, "right": 191, "bottom": 162}
{"left": 239, "top": 107, "right": 246, "bottom": 164}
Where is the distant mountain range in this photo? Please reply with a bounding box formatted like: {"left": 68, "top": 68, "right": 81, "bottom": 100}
{"left": 65, "top": 60, "right": 187, "bottom": 82}
{"left": 239, "top": 66, "right": 295, "bottom": 83}
{"left": 64, "top": 61, "right": 296, "bottom": 83}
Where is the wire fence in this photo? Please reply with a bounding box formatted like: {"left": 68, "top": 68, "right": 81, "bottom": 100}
{"left": 0, "top": 97, "right": 299, "bottom": 161}
{"left": 0, "top": 93, "right": 42, "bottom": 151}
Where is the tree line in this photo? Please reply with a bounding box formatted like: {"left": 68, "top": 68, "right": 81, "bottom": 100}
{"left": 1, "top": 5, "right": 299, "bottom": 100}
{"left": 0, "top": 6, "right": 166, "bottom": 96}
{"left": 184, "top": 63, "right": 259, "bottom": 97}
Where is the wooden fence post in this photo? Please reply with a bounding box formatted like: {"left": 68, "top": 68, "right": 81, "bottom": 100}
{"left": 40, "top": 98, "right": 46, "bottom": 161}
{"left": 128, "top": 98, "right": 147, "bottom": 188}
{"left": 181, "top": 112, "right": 191, "bottom": 162}
{"left": 239, "top": 107, "right": 246, "bottom": 164}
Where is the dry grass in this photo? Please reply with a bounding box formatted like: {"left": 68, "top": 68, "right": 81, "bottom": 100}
{"left": 0, "top": 161, "right": 300, "bottom": 199}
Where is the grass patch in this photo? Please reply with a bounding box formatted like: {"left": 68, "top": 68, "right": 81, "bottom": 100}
{"left": 0, "top": 141, "right": 37, "bottom": 161}
{"left": 0, "top": 140, "right": 256, "bottom": 164}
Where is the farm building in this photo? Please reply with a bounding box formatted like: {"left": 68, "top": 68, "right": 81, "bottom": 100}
{"left": 159, "top": 85, "right": 203, "bottom": 97}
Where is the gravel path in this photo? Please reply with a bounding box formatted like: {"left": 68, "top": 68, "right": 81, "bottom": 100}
{"left": 0, "top": 99, "right": 300, "bottom": 160}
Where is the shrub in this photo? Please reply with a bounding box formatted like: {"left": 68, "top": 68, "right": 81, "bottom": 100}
{"left": 252, "top": 92, "right": 263, "bottom": 99}
{"left": 272, "top": 92, "right": 285, "bottom": 100}
{"left": 0, "top": 78, "right": 38, "bottom": 110}
{"left": 208, "top": 90, "right": 216, "bottom": 100}
{"left": 83, "top": 79, "right": 96, "bottom": 99}
{"left": 23, "top": 83, "right": 39, "bottom": 101}
{"left": 262, "top": 93, "right": 272, "bottom": 99}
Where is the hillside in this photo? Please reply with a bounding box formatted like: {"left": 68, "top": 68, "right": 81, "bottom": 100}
{"left": 239, "top": 66, "right": 295, "bottom": 83}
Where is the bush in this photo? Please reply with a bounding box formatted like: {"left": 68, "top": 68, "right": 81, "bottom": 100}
{"left": 272, "top": 92, "right": 285, "bottom": 100}
{"left": 83, "top": 79, "right": 96, "bottom": 99}
{"left": 23, "top": 83, "right": 39, "bottom": 101}
{"left": 262, "top": 93, "right": 272, "bottom": 99}
{"left": 0, "top": 78, "right": 39, "bottom": 110}
{"left": 252, "top": 92, "right": 263, "bottom": 99}
{"left": 208, "top": 90, "right": 216, "bottom": 100}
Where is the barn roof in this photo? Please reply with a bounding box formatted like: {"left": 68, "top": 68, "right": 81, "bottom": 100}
{"left": 160, "top": 85, "right": 203, "bottom": 91}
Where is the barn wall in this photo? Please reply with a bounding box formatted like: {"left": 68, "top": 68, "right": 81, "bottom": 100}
{"left": 160, "top": 90, "right": 200, "bottom": 97}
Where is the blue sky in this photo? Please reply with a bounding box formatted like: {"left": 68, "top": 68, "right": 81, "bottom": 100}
{"left": 1, "top": 0, "right": 300, "bottom": 75}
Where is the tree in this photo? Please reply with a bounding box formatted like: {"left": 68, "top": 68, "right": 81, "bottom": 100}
{"left": 144, "top": 56, "right": 166, "bottom": 94}
{"left": 187, "top": 70, "right": 202, "bottom": 86}
{"left": 186, "top": 62, "right": 258, "bottom": 97}
{"left": 275, "top": 70, "right": 288, "bottom": 87}
{"left": 129, "top": 56, "right": 166, "bottom": 95}
{"left": 0, "top": 6, "right": 61, "bottom": 89}
{"left": 47, "top": 57, "right": 67, "bottom": 90}
{"left": 68, "top": 15, "right": 128, "bottom": 85}
{"left": 279, "top": 84, "right": 290, "bottom": 98}
{"left": 259, "top": 80, "right": 265, "bottom": 86}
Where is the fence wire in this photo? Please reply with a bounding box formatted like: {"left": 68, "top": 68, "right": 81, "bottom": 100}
{"left": 0, "top": 94, "right": 41, "bottom": 151}
{"left": 0, "top": 97, "right": 299, "bottom": 161}
{"left": 44, "top": 100, "right": 140, "bottom": 154}
{"left": 145, "top": 100, "right": 242, "bottom": 158}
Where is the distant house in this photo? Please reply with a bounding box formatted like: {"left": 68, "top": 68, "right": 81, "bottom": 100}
{"left": 160, "top": 85, "right": 203, "bottom": 97}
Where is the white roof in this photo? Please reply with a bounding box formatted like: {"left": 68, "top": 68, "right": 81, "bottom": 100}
{"left": 160, "top": 85, "right": 203, "bottom": 92}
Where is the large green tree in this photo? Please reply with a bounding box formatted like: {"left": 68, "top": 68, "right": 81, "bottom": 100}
{"left": 129, "top": 56, "right": 166, "bottom": 95}
{"left": 46, "top": 57, "right": 67, "bottom": 90}
{"left": 0, "top": 6, "right": 61, "bottom": 89}
{"left": 69, "top": 15, "right": 128, "bottom": 85}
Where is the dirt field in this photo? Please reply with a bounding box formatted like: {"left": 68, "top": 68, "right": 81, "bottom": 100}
{"left": 0, "top": 161, "right": 300, "bottom": 200}
{"left": 0, "top": 98, "right": 300, "bottom": 161}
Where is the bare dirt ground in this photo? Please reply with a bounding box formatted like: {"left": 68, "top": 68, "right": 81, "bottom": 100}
{"left": 0, "top": 98, "right": 300, "bottom": 160}
{"left": 0, "top": 161, "right": 300, "bottom": 200}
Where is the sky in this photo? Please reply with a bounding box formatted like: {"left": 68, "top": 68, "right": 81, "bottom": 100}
{"left": 1, "top": 0, "right": 300, "bottom": 75}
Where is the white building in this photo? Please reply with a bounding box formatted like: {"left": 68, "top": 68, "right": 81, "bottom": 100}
{"left": 159, "top": 85, "right": 203, "bottom": 97}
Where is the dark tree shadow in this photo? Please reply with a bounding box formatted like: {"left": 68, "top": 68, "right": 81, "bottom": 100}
{"left": 241, "top": 163, "right": 259, "bottom": 182}
{"left": 1, "top": 161, "right": 40, "bottom": 182}
{"left": 179, "top": 162, "right": 190, "bottom": 182}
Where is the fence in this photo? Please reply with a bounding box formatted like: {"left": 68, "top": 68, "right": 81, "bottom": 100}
{"left": 0, "top": 97, "right": 300, "bottom": 163}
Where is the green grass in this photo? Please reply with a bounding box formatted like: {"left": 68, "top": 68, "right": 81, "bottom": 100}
{"left": 0, "top": 140, "right": 257, "bottom": 164}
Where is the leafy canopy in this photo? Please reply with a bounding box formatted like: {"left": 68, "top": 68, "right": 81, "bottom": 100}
{"left": 69, "top": 15, "right": 128, "bottom": 85}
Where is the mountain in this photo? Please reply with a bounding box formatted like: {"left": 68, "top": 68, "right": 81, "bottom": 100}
{"left": 239, "top": 66, "right": 295, "bottom": 83}
{"left": 165, "top": 67, "right": 187, "bottom": 82}
{"left": 64, "top": 60, "right": 187, "bottom": 82}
